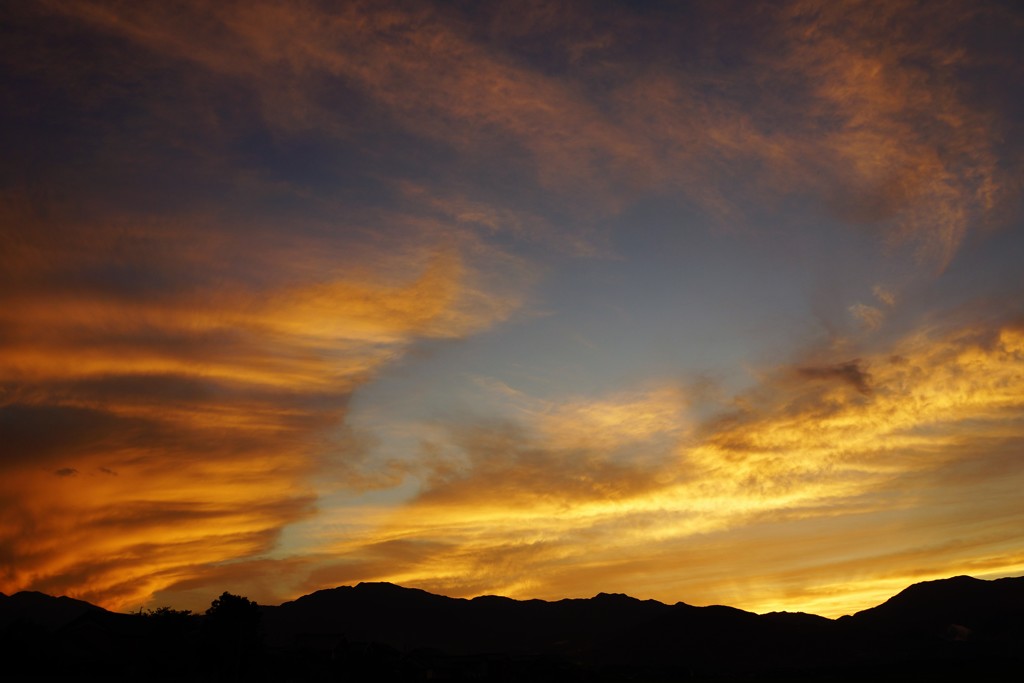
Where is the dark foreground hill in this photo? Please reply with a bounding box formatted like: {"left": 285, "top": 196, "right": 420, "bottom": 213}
{"left": 2, "top": 575, "right": 1022, "bottom": 681}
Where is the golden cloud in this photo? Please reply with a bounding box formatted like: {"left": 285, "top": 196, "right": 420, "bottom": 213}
{"left": 3, "top": 0, "right": 1020, "bottom": 617}
{"left": 0, "top": 200, "right": 527, "bottom": 610}
{"left": 298, "top": 319, "right": 1024, "bottom": 616}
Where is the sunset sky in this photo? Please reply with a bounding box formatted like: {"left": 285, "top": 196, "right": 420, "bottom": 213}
{"left": 2, "top": 0, "right": 1023, "bottom": 618}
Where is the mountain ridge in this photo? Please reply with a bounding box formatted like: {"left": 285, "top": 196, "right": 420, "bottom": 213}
{"left": 6, "top": 573, "right": 1024, "bottom": 623}
{"left": 3, "top": 575, "right": 1022, "bottom": 681}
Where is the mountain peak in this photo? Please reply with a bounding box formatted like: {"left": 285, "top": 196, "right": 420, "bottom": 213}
{"left": 592, "top": 591, "right": 640, "bottom": 602}
{"left": 353, "top": 581, "right": 407, "bottom": 591}
{"left": 847, "top": 574, "right": 1024, "bottom": 634}
{"left": 877, "top": 574, "right": 988, "bottom": 607}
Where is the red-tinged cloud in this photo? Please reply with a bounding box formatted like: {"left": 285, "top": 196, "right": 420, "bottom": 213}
{"left": 29, "top": 0, "right": 1018, "bottom": 266}
{"left": 1, "top": 0, "right": 1020, "bottom": 616}
{"left": 0, "top": 197, "right": 529, "bottom": 610}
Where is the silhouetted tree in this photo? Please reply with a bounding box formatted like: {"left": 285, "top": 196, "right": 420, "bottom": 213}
{"left": 203, "top": 592, "right": 263, "bottom": 681}
{"left": 145, "top": 605, "right": 194, "bottom": 629}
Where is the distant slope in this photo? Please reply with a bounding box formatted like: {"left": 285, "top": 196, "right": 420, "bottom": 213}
{"left": 843, "top": 574, "right": 1024, "bottom": 635}
{"left": 262, "top": 582, "right": 672, "bottom": 654}
{"left": 4, "top": 575, "right": 1023, "bottom": 681}
{"left": 0, "top": 590, "right": 107, "bottom": 630}
{"left": 260, "top": 576, "right": 1024, "bottom": 679}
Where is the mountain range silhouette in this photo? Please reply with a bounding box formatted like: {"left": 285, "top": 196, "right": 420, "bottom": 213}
{"left": 2, "top": 575, "right": 1022, "bottom": 681}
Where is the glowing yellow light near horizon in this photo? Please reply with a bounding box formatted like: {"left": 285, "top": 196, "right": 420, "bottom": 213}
{"left": 1, "top": 0, "right": 1021, "bottom": 620}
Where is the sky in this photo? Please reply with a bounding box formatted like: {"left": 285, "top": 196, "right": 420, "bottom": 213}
{"left": 1, "top": 0, "right": 1022, "bottom": 619}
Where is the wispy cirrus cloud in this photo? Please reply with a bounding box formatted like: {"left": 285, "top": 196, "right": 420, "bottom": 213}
{"left": 31, "top": 0, "right": 1018, "bottom": 264}
{"left": 1, "top": 0, "right": 1020, "bottom": 616}
{"left": 0, "top": 194, "right": 529, "bottom": 609}
{"left": 295, "top": 315, "right": 1024, "bottom": 616}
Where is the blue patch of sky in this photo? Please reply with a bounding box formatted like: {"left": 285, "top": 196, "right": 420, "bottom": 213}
{"left": 340, "top": 193, "right": 891, "bottom": 478}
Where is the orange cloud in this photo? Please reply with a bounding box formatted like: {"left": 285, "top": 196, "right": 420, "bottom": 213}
{"left": 0, "top": 199, "right": 526, "bottom": 610}
{"left": 295, "top": 318, "right": 1024, "bottom": 617}
{"left": 3, "top": 0, "right": 1020, "bottom": 617}
{"left": 32, "top": 0, "right": 1015, "bottom": 268}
